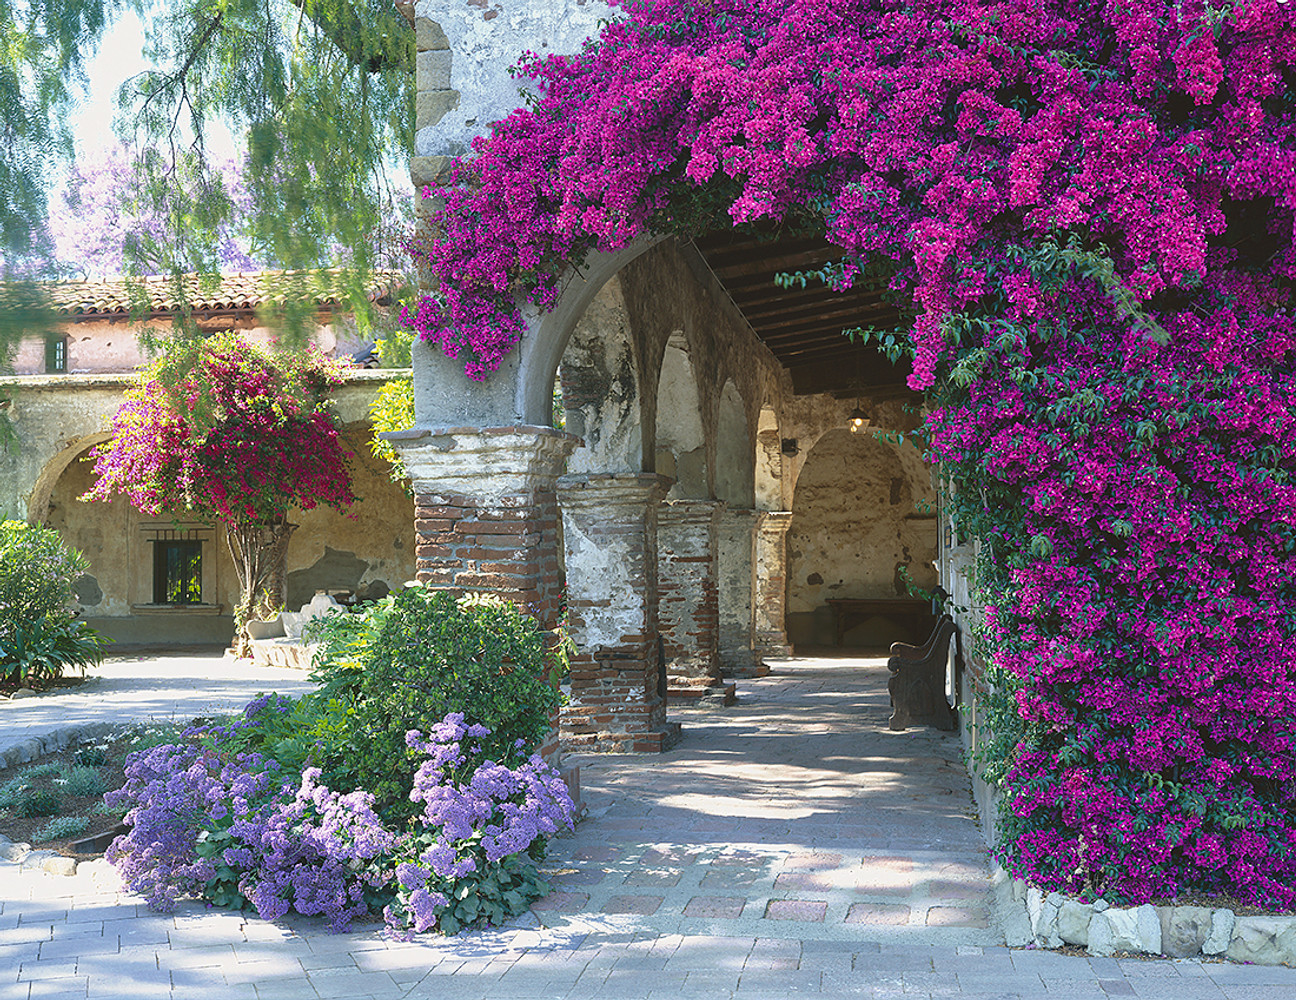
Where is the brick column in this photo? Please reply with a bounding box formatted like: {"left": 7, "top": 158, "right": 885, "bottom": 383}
{"left": 754, "top": 510, "right": 794, "bottom": 659}
{"left": 557, "top": 473, "right": 681, "bottom": 753}
{"left": 658, "top": 500, "right": 735, "bottom": 706}
{"left": 387, "top": 426, "right": 576, "bottom": 633}
{"left": 716, "top": 507, "right": 768, "bottom": 678}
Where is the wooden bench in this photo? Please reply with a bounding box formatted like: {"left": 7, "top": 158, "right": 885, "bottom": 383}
{"left": 826, "top": 597, "right": 935, "bottom": 646}
{"left": 886, "top": 614, "right": 960, "bottom": 732}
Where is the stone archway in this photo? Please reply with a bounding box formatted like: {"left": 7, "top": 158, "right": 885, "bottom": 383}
{"left": 27, "top": 433, "right": 112, "bottom": 525}
{"left": 786, "top": 428, "right": 938, "bottom": 649}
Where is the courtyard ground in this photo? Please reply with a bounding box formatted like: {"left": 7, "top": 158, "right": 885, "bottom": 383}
{"left": 3, "top": 651, "right": 1296, "bottom": 998}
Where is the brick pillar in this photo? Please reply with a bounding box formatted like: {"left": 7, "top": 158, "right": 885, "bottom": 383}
{"left": 658, "top": 500, "right": 735, "bottom": 706}
{"left": 387, "top": 426, "right": 576, "bottom": 633}
{"left": 557, "top": 473, "right": 681, "bottom": 753}
{"left": 716, "top": 507, "right": 768, "bottom": 678}
{"left": 754, "top": 510, "right": 794, "bottom": 659}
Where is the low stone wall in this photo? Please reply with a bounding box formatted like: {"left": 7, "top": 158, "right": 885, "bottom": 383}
{"left": 998, "top": 872, "right": 1296, "bottom": 966}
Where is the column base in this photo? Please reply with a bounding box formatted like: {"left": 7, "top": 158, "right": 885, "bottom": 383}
{"left": 668, "top": 676, "right": 737, "bottom": 706}
{"left": 719, "top": 647, "right": 769, "bottom": 678}
{"left": 559, "top": 718, "right": 682, "bottom": 754}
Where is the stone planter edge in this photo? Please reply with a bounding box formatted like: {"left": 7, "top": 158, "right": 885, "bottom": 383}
{"left": 994, "top": 864, "right": 1296, "bottom": 966}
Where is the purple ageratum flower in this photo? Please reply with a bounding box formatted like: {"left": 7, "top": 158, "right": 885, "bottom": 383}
{"left": 384, "top": 712, "right": 577, "bottom": 934}
{"left": 407, "top": 887, "right": 450, "bottom": 934}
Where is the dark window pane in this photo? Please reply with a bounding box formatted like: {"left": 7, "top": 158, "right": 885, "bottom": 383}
{"left": 153, "top": 540, "right": 202, "bottom": 604}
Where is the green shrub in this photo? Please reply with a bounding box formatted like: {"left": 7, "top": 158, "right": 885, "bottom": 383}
{"left": 59, "top": 765, "right": 105, "bottom": 797}
{"left": 195, "top": 692, "right": 357, "bottom": 790}
{"left": 17, "top": 788, "right": 60, "bottom": 818}
{"left": 309, "top": 585, "right": 563, "bottom": 818}
{"left": 0, "top": 776, "right": 29, "bottom": 809}
{"left": 35, "top": 815, "right": 88, "bottom": 841}
{"left": 74, "top": 746, "right": 107, "bottom": 767}
{"left": 0, "top": 519, "right": 88, "bottom": 622}
{"left": 0, "top": 617, "right": 107, "bottom": 685}
{"left": 0, "top": 521, "right": 108, "bottom": 685}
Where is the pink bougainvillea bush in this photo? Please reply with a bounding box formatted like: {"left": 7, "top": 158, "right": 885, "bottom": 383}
{"left": 408, "top": 0, "right": 1296, "bottom": 906}
{"left": 84, "top": 335, "right": 357, "bottom": 647}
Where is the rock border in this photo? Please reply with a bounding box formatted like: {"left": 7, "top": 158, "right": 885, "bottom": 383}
{"left": 0, "top": 721, "right": 120, "bottom": 878}
{"left": 995, "top": 867, "right": 1296, "bottom": 966}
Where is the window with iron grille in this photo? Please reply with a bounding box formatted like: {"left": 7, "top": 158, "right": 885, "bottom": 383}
{"left": 153, "top": 540, "right": 202, "bottom": 604}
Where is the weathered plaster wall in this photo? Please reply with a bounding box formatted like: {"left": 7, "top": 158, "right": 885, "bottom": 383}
{"left": 560, "top": 277, "right": 643, "bottom": 475}
{"left": 284, "top": 425, "right": 416, "bottom": 610}
{"left": 411, "top": 0, "right": 614, "bottom": 161}
{"left": 0, "top": 375, "right": 134, "bottom": 522}
{"left": 714, "top": 380, "right": 754, "bottom": 507}
{"left": 13, "top": 319, "right": 350, "bottom": 376}
{"left": 785, "top": 428, "right": 938, "bottom": 647}
{"left": 655, "top": 337, "right": 708, "bottom": 499}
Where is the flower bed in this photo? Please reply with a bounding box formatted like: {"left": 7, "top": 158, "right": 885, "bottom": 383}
{"left": 104, "top": 586, "right": 576, "bottom": 934}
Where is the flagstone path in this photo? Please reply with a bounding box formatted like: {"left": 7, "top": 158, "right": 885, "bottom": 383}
{"left": 4, "top": 650, "right": 1296, "bottom": 998}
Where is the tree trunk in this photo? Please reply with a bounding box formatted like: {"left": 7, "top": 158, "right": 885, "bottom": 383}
{"left": 225, "top": 519, "right": 297, "bottom": 656}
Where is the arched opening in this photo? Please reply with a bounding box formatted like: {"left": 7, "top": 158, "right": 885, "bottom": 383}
{"left": 786, "top": 428, "right": 937, "bottom": 650}
{"left": 38, "top": 423, "right": 415, "bottom": 647}
{"left": 559, "top": 276, "right": 643, "bottom": 475}
{"left": 714, "top": 379, "right": 754, "bottom": 508}
{"left": 754, "top": 402, "right": 783, "bottom": 511}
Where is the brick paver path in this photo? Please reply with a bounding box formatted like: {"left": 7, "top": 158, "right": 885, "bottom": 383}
{"left": 5, "top": 651, "right": 1296, "bottom": 998}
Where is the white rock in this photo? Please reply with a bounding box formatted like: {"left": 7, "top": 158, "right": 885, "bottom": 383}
{"left": 0, "top": 839, "right": 31, "bottom": 864}
{"left": 1202, "top": 909, "right": 1234, "bottom": 956}
{"left": 1089, "top": 906, "right": 1150, "bottom": 956}
{"left": 40, "top": 855, "right": 77, "bottom": 876}
{"left": 1159, "top": 905, "right": 1212, "bottom": 958}
{"left": 1088, "top": 910, "right": 1117, "bottom": 957}
{"left": 1226, "top": 916, "right": 1296, "bottom": 966}
{"left": 1135, "top": 904, "right": 1162, "bottom": 955}
{"left": 1057, "top": 899, "right": 1093, "bottom": 946}
{"left": 1035, "top": 892, "right": 1064, "bottom": 948}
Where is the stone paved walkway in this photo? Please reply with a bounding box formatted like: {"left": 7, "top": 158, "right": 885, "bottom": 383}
{"left": 0, "top": 650, "right": 317, "bottom": 753}
{"left": 5, "top": 651, "right": 1296, "bottom": 999}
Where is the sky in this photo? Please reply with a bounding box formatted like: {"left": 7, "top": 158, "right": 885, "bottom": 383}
{"left": 70, "top": 11, "right": 239, "bottom": 161}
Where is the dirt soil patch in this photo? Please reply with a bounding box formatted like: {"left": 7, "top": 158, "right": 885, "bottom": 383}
{"left": 0, "top": 732, "right": 135, "bottom": 861}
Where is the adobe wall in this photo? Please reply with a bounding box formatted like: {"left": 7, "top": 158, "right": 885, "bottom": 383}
{"left": 12, "top": 318, "right": 355, "bottom": 376}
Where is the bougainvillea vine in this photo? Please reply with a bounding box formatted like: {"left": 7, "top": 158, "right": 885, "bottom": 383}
{"left": 408, "top": 0, "right": 1296, "bottom": 906}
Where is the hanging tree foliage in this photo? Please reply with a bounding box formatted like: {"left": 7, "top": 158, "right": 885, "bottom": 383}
{"left": 0, "top": 0, "right": 414, "bottom": 363}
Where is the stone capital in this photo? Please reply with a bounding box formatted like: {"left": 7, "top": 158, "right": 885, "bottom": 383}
{"left": 387, "top": 425, "right": 578, "bottom": 501}
{"left": 557, "top": 473, "right": 671, "bottom": 512}
{"left": 757, "top": 510, "right": 794, "bottom": 530}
